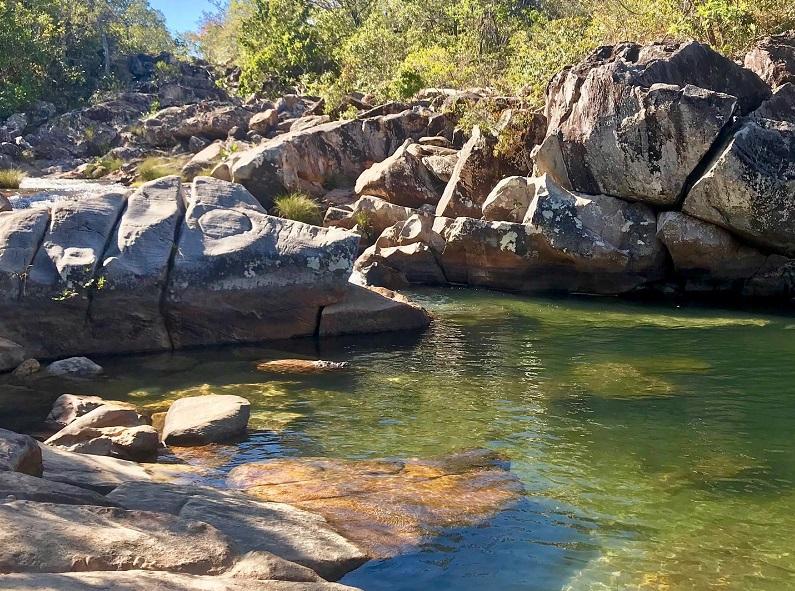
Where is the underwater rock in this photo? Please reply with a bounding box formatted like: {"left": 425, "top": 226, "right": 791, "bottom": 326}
{"left": 227, "top": 449, "right": 523, "bottom": 558}
{"left": 256, "top": 359, "right": 350, "bottom": 374}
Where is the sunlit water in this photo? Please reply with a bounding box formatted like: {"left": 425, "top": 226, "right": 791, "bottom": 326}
{"left": 16, "top": 288, "right": 795, "bottom": 590}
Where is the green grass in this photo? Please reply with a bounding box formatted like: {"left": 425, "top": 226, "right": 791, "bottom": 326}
{"left": 273, "top": 193, "right": 323, "bottom": 226}
{"left": 137, "top": 157, "right": 182, "bottom": 183}
{"left": 83, "top": 155, "right": 123, "bottom": 178}
{"left": 0, "top": 168, "right": 25, "bottom": 189}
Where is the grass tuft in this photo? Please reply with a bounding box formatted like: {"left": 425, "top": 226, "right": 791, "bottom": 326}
{"left": 273, "top": 193, "right": 323, "bottom": 226}
{"left": 137, "top": 157, "right": 182, "bottom": 183}
{"left": 0, "top": 168, "right": 25, "bottom": 189}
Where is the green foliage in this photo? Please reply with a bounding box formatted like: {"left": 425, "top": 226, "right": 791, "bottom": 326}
{"left": 83, "top": 155, "right": 123, "bottom": 178}
{"left": 193, "top": 0, "right": 795, "bottom": 109}
{"left": 0, "top": 168, "right": 25, "bottom": 189}
{"left": 273, "top": 192, "right": 323, "bottom": 225}
{"left": 352, "top": 209, "right": 373, "bottom": 241}
{"left": 0, "top": 0, "right": 175, "bottom": 117}
{"left": 137, "top": 157, "right": 182, "bottom": 182}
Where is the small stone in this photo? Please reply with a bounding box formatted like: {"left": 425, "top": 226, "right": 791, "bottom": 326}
{"left": 11, "top": 359, "right": 40, "bottom": 378}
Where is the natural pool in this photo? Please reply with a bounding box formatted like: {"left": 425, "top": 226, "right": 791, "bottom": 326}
{"left": 22, "top": 288, "right": 795, "bottom": 590}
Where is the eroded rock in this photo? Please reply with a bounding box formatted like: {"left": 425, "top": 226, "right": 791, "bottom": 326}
{"left": 162, "top": 395, "right": 251, "bottom": 446}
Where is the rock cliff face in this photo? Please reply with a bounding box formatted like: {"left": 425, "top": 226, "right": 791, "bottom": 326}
{"left": 0, "top": 177, "right": 424, "bottom": 360}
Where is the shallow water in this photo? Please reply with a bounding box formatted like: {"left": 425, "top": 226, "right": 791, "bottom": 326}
{"left": 23, "top": 288, "right": 795, "bottom": 590}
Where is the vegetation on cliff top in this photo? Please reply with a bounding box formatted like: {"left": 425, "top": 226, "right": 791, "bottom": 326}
{"left": 191, "top": 0, "right": 795, "bottom": 109}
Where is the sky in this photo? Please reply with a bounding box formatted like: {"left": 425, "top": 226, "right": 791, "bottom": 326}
{"left": 150, "top": 0, "right": 217, "bottom": 34}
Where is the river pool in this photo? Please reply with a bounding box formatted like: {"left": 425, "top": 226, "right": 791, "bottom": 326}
{"left": 18, "top": 288, "right": 795, "bottom": 590}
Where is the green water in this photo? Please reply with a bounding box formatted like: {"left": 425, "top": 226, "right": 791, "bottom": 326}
{"left": 35, "top": 288, "right": 795, "bottom": 590}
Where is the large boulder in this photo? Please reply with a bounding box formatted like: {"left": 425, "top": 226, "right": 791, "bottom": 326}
{"left": 107, "top": 482, "right": 368, "bottom": 580}
{"left": 182, "top": 141, "right": 225, "bottom": 181}
{"left": 323, "top": 196, "right": 417, "bottom": 243}
{"left": 440, "top": 175, "right": 665, "bottom": 294}
{"left": 0, "top": 501, "right": 233, "bottom": 574}
{"left": 354, "top": 140, "right": 444, "bottom": 208}
{"left": 536, "top": 40, "right": 770, "bottom": 206}
{"left": 435, "top": 126, "right": 514, "bottom": 217}
{"left": 40, "top": 445, "right": 152, "bottom": 493}
{"left": 682, "top": 85, "right": 795, "bottom": 256}
{"left": 0, "top": 429, "right": 42, "bottom": 476}
{"left": 162, "top": 395, "right": 251, "bottom": 446}
{"left": 481, "top": 176, "right": 534, "bottom": 222}
{"left": 165, "top": 177, "right": 358, "bottom": 348}
{"left": 0, "top": 337, "right": 24, "bottom": 372}
{"left": 45, "top": 357, "right": 103, "bottom": 378}
{"left": 319, "top": 284, "right": 432, "bottom": 336}
{"left": 230, "top": 109, "right": 439, "bottom": 207}
{"left": 0, "top": 192, "right": 126, "bottom": 358}
{"left": 89, "top": 177, "right": 184, "bottom": 354}
{"left": 744, "top": 32, "right": 795, "bottom": 89}
{"left": 142, "top": 103, "right": 252, "bottom": 147}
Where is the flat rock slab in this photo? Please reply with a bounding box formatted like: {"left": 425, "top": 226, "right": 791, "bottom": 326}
{"left": 0, "top": 429, "right": 42, "bottom": 476}
{"left": 0, "top": 572, "right": 362, "bottom": 591}
{"left": 0, "top": 501, "right": 232, "bottom": 574}
{"left": 227, "top": 450, "right": 523, "bottom": 558}
{"left": 0, "top": 471, "right": 115, "bottom": 506}
{"left": 40, "top": 444, "right": 152, "bottom": 493}
{"left": 163, "top": 395, "right": 251, "bottom": 446}
{"left": 107, "top": 482, "right": 367, "bottom": 581}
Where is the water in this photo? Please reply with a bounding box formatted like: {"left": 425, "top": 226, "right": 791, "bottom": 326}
{"left": 18, "top": 288, "right": 795, "bottom": 590}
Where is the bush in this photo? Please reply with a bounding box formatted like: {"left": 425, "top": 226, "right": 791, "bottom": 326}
{"left": 137, "top": 157, "right": 182, "bottom": 183}
{"left": 273, "top": 193, "right": 323, "bottom": 225}
{"left": 0, "top": 169, "right": 25, "bottom": 189}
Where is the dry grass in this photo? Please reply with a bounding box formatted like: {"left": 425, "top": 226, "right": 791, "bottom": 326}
{"left": 273, "top": 193, "right": 323, "bottom": 225}
{"left": 0, "top": 168, "right": 25, "bottom": 189}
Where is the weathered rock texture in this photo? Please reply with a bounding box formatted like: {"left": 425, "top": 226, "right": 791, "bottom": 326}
{"left": 162, "top": 395, "right": 251, "bottom": 446}
{"left": 230, "top": 109, "right": 442, "bottom": 207}
{"left": 0, "top": 429, "right": 42, "bottom": 476}
{"left": 744, "top": 32, "right": 795, "bottom": 89}
{"left": 536, "top": 41, "right": 770, "bottom": 205}
{"left": 0, "top": 176, "right": 428, "bottom": 359}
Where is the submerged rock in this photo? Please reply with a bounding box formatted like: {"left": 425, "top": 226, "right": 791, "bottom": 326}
{"left": 256, "top": 359, "right": 349, "bottom": 374}
{"left": 162, "top": 395, "right": 251, "bottom": 446}
{"left": 227, "top": 450, "right": 523, "bottom": 559}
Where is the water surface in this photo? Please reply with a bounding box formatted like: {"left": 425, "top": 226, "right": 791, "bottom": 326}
{"left": 26, "top": 289, "right": 795, "bottom": 590}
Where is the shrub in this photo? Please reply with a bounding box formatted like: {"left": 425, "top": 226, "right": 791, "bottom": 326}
{"left": 137, "top": 157, "right": 182, "bottom": 183}
{"left": 0, "top": 168, "right": 25, "bottom": 189}
{"left": 273, "top": 193, "right": 323, "bottom": 225}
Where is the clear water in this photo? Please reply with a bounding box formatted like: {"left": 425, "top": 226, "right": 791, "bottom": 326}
{"left": 29, "top": 288, "right": 795, "bottom": 590}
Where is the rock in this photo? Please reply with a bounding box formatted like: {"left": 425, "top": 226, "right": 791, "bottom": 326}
{"left": 439, "top": 175, "right": 664, "bottom": 293}
{"left": 182, "top": 141, "right": 225, "bottom": 181}
{"left": 744, "top": 32, "right": 795, "bottom": 89}
{"left": 40, "top": 445, "right": 152, "bottom": 493}
{"left": 249, "top": 109, "right": 279, "bottom": 134}
{"left": 0, "top": 194, "right": 10, "bottom": 213}
{"left": 354, "top": 140, "right": 443, "bottom": 208}
{"left": 481, "top": 176, "right": 533, "bottom": 222}
{"left": 164, "top": 177, "right": 358, "bottom": 348}
{"left": 0, "top": 572, "right": 363, "bottom": 590}
{"left": 657, "top": 211, "right": 767, "bottom": 286}
{"left": 436, "top": 127, "right": 514, "bottom": 217}
{"left": 290, "top": 115, "right": 331, "bottom": 132}
{"left": 0, "top": 429, "right": 42, "bottom": 476}
{"left": 107, "top": 482, "right": 367, "bottom": 580}
{"left": 142, "top": 103, "right": 252, "bottom": 147}
{"left": 4, "top": 113, "right": 28, "bottom": 136}
{"left": 0, "top": 501, "right": 233, "bottom": 574}
{"left": 353, "top": 214, "right": 449, "bottom": 287}
{"left": 256, "top": 360, "right": 349, "bottom": 374}
{"left": 162, "top": 395, "right": 251, "bottom": 446}
{"left": 188, "top": 135, "right": 210, "bottom": 152}
{"left": 419, "top": 136, "right": 453, "bottom": 148}
{"left": 323, "top": 196, "right": 416, "bottom": 242}
{"left": 227, "top": 551, "right": 322, "bottom": 582}
{"left": 45, "top": 394, "right": 113, "bottom": 428}
{"left": 0, "top": 337, "right": 25, "bottom": 372}
{"left": 422, "top": 152, "right": 459, "bottom": 184}
{"left": 11, "top": 359, "right": 39, "bottom": 378}
{"left": 319, "top": 284, "right": 431, "bottom": 336}
{"left": 228, "top": 450, "right": 523, "bottom": 559}
{"left": 536, "top": 40, "right": 770, "bottom": 206}
{"left": 275, "top": 94, "right": 312, "bottom": 119}
{"left": 230, "top": 110, "right": 438, "bottom": 207}
{"left": 682, "top": 86, "right": 795, "bottom": 256}
{"left": 90, "top": 176, "right": 184, "bottom": 354}
{"left": 0, "top": 471, "right": 114, "bottom": 506}
{"left": 2, "top": 192, "right": 127, "bottom": 359}
{"left": 46, "top": 357, "right": 103, "bottom": 378}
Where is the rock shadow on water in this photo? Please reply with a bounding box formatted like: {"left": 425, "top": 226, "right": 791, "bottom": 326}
{"left": 340, "top": 497, "right": 599, "bottom": 591}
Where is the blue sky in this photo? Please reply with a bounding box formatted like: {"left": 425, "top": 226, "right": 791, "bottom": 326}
{"left": 150, "top": 0, "right": 217, "bottom": 34}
